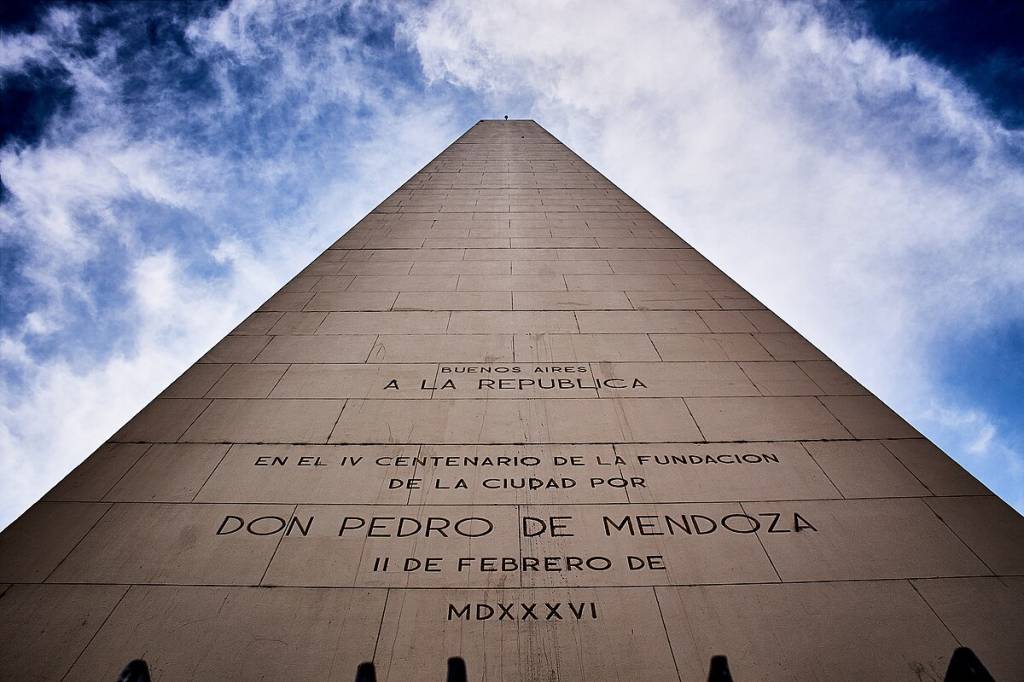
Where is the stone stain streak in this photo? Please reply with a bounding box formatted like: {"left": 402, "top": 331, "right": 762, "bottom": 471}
{"left": 0, "top": 120, "right": 1021, "bottom": 680}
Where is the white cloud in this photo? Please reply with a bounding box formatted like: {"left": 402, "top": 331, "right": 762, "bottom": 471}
{"left": 405, "top": 0, "right": 1024, "bottom": 505}
{"left": 0, "top": 1, "right": 460, "bottom": 527}
{"left": 2, "top": 0, "right": 1022, "bottom": 529}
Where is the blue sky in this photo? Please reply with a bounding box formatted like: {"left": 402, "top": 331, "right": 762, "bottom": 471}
{"left": 1, "top": 0, "right": 1022, "bottom": 527}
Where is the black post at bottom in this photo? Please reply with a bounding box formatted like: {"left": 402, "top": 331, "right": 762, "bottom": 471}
{"left": 945, "top": 647, "right": 995, "bottom": 682}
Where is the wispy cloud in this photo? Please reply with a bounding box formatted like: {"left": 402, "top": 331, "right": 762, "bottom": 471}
{"left": 1, "top": 0, "right": 1022, "bottom": 528}
{"left": 0, "top": 0, "right": 470, "bottom": 526}
{"left": 404, "top": 0, "right": 1024, "bottom": 507}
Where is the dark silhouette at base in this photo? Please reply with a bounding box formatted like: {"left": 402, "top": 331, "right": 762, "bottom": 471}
{"left": 350, "top": 657, "right": 466, "bottom": 682}
{"left": 116, "top": 646, "right": 994, "bottom": 681}
{"left": 945, "top": 647, "right": 995, "bottom": 682}
{"left": 707, "top": 654, "right": 733, "bottom": 681}
{"left": 116, "top": 659, "right": 150, "bottom": 682}
{"left": 446, "top": 656, "right": 468, "bottom": 682}
{"left": 355, "top": 661, "right": 377, "bottom": 682}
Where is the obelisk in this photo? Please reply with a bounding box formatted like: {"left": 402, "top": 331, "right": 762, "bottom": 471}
{"left": 1, "top": 120, "right": 1021, "bottom": 680}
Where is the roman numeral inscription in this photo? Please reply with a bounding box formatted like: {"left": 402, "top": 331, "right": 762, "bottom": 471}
{"left": 448, "top": 601, "right": 599, "bottom": 621}
{"left": 2, "top": 120, "right": 1021, "bottom": 681}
